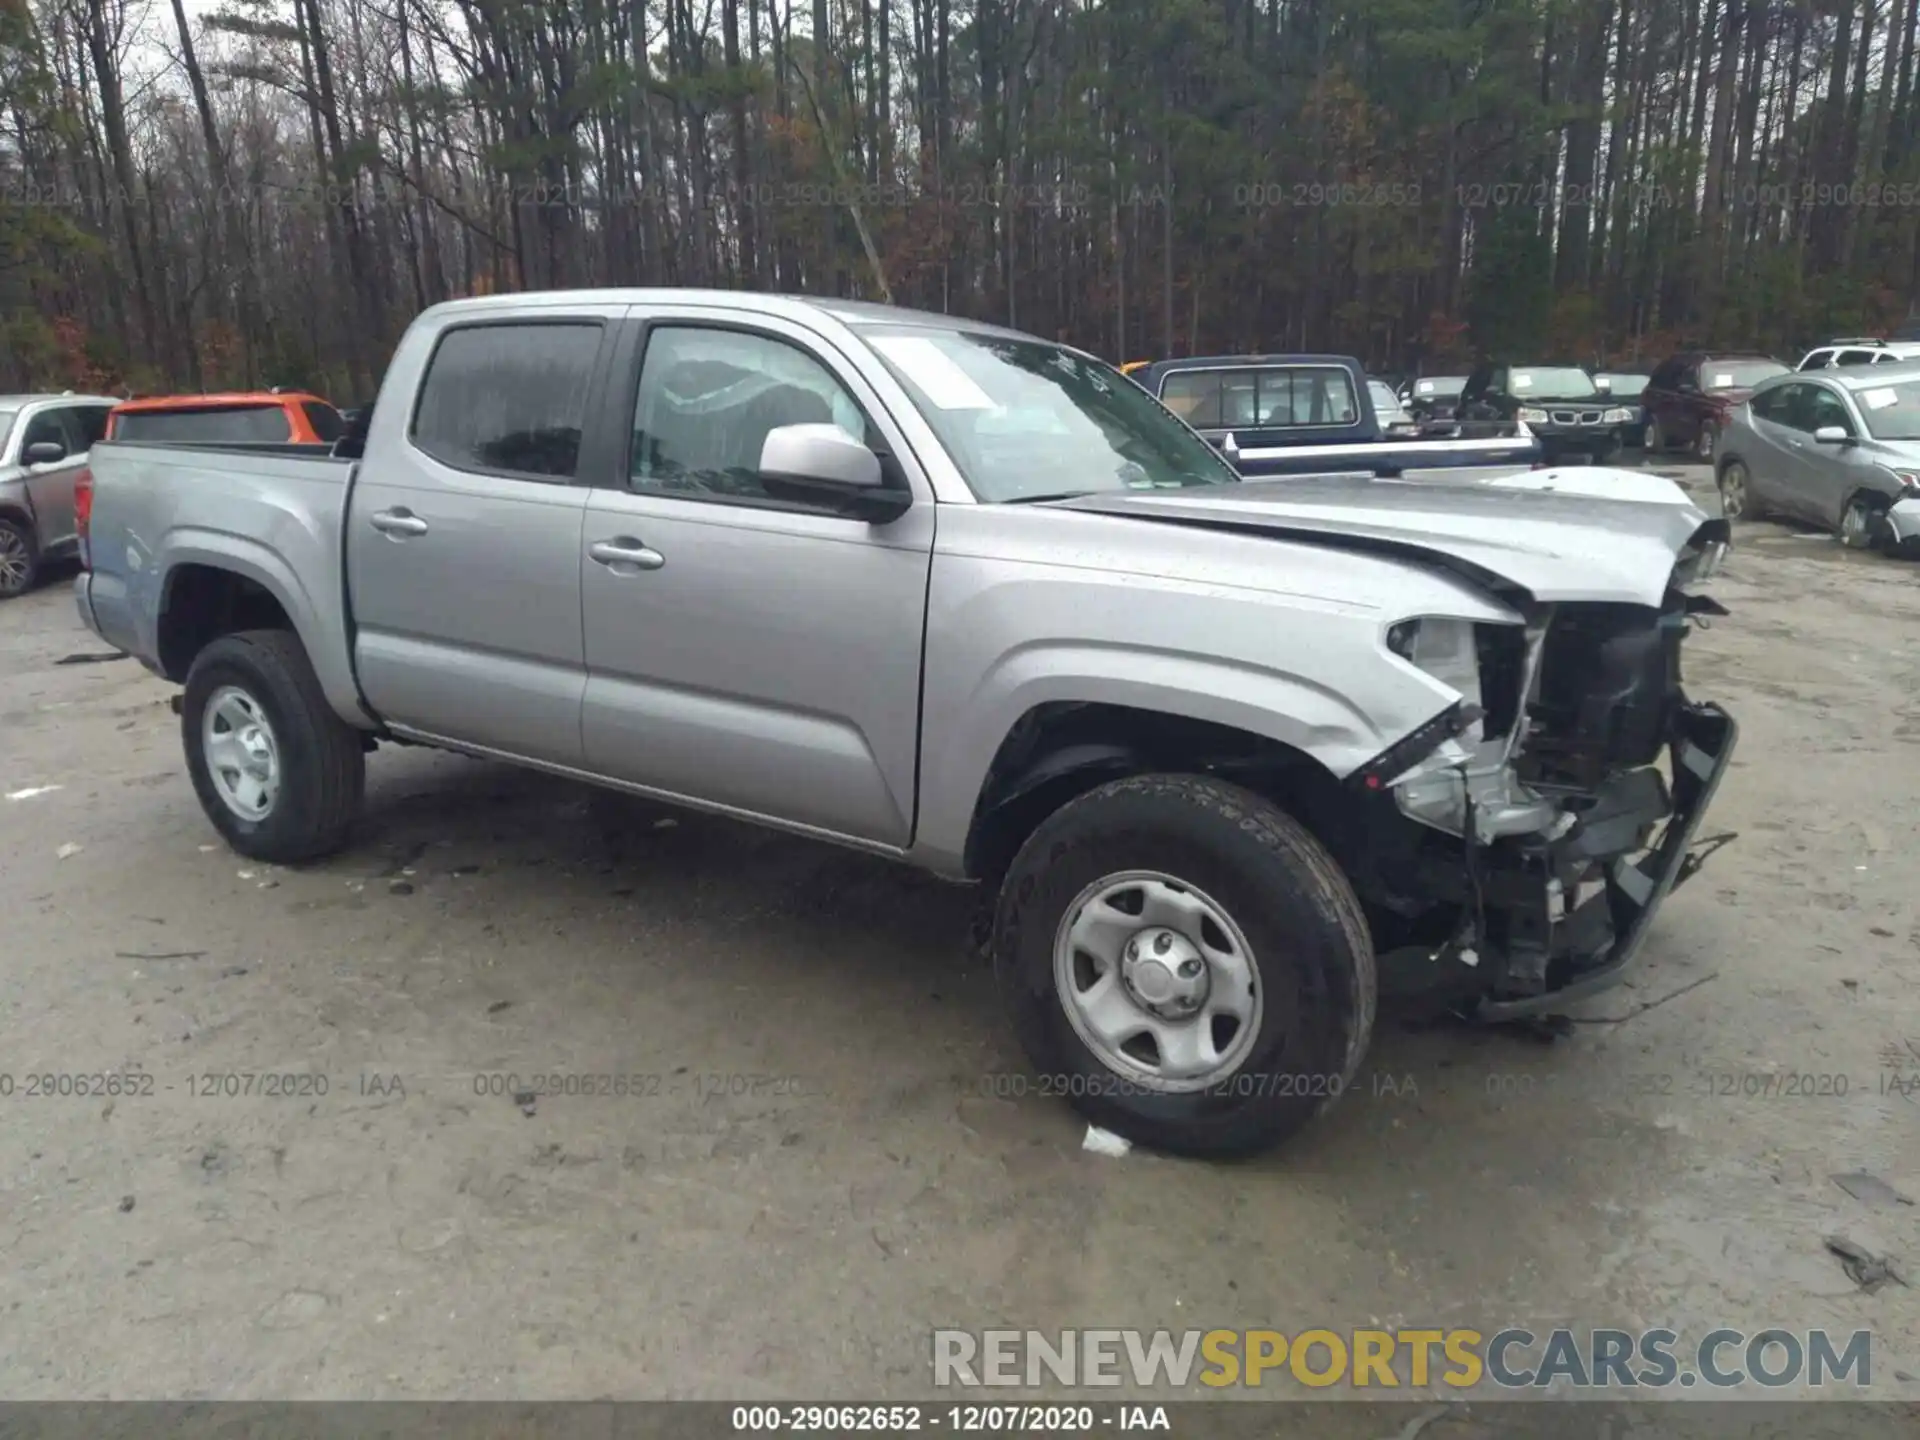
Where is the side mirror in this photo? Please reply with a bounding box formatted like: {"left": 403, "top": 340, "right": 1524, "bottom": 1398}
{"left": 24, "top": 440, "right": 67, "bottom": 465}
{"left": 1812, "top": 425, "right": 1853, "bottom": 445}
{"left": 759, "top": 423, "right": 909, "bottom": 521}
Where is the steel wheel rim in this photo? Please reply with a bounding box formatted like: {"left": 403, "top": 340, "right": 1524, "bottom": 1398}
{"left": 202, "top": 685, "right": 281, "bottom": 822}
{"left": 1052, "top": 869, "right": 1264, "bottom": 1093}
{"left": 0, "top": 528, "right": 29, "bottom": 593}
{"left": 1643, "top": 422, "right": 1659, "bottom": 450}
{"left": 1720, "top": 464, "right": 1747, "bottom": 519}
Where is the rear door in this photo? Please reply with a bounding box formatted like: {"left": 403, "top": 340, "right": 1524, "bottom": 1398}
{"left": 576, "top": 309, "right": 935, "bottom": 846}
{"left": 347, "top": 305, "right": 625, "bottom": 766}
{"left": 1744, "top": 384, "right": 1804, "bottom": 511}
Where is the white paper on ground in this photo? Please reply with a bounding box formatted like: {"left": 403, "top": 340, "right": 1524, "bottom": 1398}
{"left": 1082, "top": 1125, "right": 1132, "bottom": 1157}
{"left": 6, "top": 784, "right": 61, "bottom": 801}
{"left": 868, "top": 336, "right": 997, "bottom": 409}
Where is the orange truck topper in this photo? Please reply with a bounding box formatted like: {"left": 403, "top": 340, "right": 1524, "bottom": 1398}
{"left": 107, "top": 391, "right": 344, "bottom": 444}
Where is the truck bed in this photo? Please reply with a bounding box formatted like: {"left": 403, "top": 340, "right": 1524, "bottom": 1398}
{"left": 77, "top": 439, "right": 365, "bottom": 725}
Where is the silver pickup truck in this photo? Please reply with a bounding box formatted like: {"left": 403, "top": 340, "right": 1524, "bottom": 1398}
{"left": 76, "top": 289, "right": 1737, "bottom": 1157}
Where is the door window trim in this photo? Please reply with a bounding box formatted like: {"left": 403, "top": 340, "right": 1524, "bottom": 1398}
{"left": 604, "top": 312, "right": 926, "bottom": 516}
{"left": 406, "top": 316, "right": 616, "bottom": 486}
{"left": 20, "top": 406, "right": 79, "bottom": 463}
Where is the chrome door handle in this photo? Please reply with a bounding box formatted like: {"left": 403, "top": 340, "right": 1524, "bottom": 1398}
{"left": 370, "top": 508, "right": 428, "bottom": 537}
{"left": 589, "top": 537, "right": 665, "bottom": 571}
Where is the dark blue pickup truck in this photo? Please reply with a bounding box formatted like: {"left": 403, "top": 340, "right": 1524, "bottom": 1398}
{"left": 1134, "top": 354, "right": 1541, "bottom": 479}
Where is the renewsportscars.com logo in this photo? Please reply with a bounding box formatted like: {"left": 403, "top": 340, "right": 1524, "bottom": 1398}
{"left": 931, "top": 1327, "right": 1875, "bottom": 1391}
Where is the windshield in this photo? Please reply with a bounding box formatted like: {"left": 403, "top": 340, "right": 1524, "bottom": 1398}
{"left": 0, "top": 407, "right": 17, "bottom": 456}
{"left": 1855, "top": 380, "right": 1920, "bottom": 440}
{"left": 1509, "top": 368, "right": 1598, "bottom": 399}
{"left": 1368, "top": 380, "right": 1404, "bottom": 417}
{"left": 1412, "top": 377, "right": 1465, "bottom": 398}
{"left": 860, "top": 328, "right": 1239, "bottom": 502}
{"left": 1595, "top": 374, "right": 1649, "bottom": 392}
{"left": 1704, "top": 360, "right": 1788, "bottom": 390}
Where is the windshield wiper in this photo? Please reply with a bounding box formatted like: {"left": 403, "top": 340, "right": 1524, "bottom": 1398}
{"left": 1002, "top": 489, "right": 1095, "bottom": 504}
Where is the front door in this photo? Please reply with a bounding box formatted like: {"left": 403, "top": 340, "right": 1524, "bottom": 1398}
{"left": 18, "top": 407, "right": 86, "bottom": 553}
{"left": 578, "top": 312, "right": 935, "bottom": 847}
{"left": 346, "top": 306, "right": 626, "bottom": 766}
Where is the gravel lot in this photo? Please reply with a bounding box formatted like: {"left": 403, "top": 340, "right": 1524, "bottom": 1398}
{"left": 1, "top": 467, "right": 1916, "bottom": 1409}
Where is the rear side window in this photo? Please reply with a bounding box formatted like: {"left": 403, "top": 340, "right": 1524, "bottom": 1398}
{"left": 1158, "top": 366, "right": 1357, "bottom": 428}
{"left": 65, "top": 405, "right": 111, "bottom": 448}
{"left": 301, "top": 402, "right": 344, "bottom": 442}
{"left": 412, "top": 322, "right": 602, "bottom": 478}
{"left": 114, "top": 406, "right": 293, "bottom": 442}
{"left": 1837, "top": 349, "right": 1879, "bottom": 367}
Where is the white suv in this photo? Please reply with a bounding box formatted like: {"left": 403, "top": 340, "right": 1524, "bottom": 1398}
{"left": 1797, "top": 338, "right": 1920, "bottom": 371}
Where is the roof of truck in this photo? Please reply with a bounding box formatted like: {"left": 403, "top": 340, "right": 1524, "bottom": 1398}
{"left": 422, "top": 289, "right": 1043, "bottom": 344}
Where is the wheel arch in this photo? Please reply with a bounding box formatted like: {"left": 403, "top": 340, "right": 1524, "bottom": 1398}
{"left": 960, "top": 700, "right": 1349, "bottom": 888}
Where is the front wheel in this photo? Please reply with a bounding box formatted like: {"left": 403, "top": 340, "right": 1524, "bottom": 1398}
{"left": 182, "top": 629, "right": 366, "bottom": 863}
{"left": 1840, "top": 493, "right": 1885, "bottom": 551}
{"left": 0, "top": 517, "right": 39, "bottom": 599}
{"left": 992, "top": 774, "right": 1375, "bottom": 1157}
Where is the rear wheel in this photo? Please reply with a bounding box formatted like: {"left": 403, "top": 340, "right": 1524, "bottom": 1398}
{"left": 1840, "top": 493, "right": 1886, "bottom": 551}
{"left": 182, "top": 629, "right": 366, "bottom": 862}
{"left": 0, "top": 517, "right": 38, "bottom": 599}
{"left": 992, "top": 774, "right": 1375, "bottom": 1157}
{"left": 1643, "top": 418, "right": 1665, "bottom": 452}
{"left": 1695, "top": 425, "right": 1716, "bottom": 461}
{"left": 1718, "top": 460, "right": 1755, "bottom": 521}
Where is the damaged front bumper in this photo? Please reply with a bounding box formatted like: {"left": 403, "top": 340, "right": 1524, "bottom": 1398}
{"left": 1474, "top": 701, "right": 1738, "bottom": 1019}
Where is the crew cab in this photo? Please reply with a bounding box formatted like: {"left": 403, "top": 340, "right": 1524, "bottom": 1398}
{"left": 1458, "top": 363, "right": 1638, "bottom": 465}
{"left": 0, "top": 392, "right": 118, "bottom": 598}
{"left": 76, "top": 290, "right": 1737, "bottom": 1158}
{"left": 108, "top": 391, "right": 346, "bottom": 445}
{"left": 1134, "top": 354, "right": 1539, "bottom": 478}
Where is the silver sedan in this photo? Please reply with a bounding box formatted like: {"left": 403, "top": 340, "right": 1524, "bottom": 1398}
{"left": 1714, "top": 363, "right": 1920, "bottom": 553}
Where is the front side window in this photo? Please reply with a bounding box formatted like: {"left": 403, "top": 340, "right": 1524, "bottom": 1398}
{"left": 0, "top": 407, "right": 17, "bottom": 455}
{"left": 1855, "top": 379, "right": 1920, "bottom": 439}
{"left": 629, "top": 326, "right": 870, "bottom": 505}
{"left": 20, "top": 409, "right": 72, "bottom": 458}
{"left": 861, "top": 327, "right": 1239, "bottom": 503}
{"left": 1806, "top": 387, "right": 1856, "bottom": 435}
{"left": 115, "top": 405, "right": 293, "bottom": 443}
{"left": 412, "top": 321, "right": 601, "bottom": 478}
{"left": 1801, "top": 351, "right": 1834, "bottom": 371}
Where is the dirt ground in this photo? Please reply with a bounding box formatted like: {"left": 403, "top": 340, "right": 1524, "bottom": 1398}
{"left": 1, "top": 467, "right": 1916, "bottom": 1407}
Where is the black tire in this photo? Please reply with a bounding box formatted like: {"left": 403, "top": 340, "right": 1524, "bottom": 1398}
{"left": 181, "top": 629, "right": 366, "bottom": 863}
{"left": 1717, "top": 459, "right": 1758, "bottom": 522}
{"left": 0, "top": 516, "right": 39, "bottom": 599}
{"left": 1839, "top": 492, "right": 1886, "bottom": 551}
{"left": 992, "top": 773, "right": 1375, "bottom": 1158}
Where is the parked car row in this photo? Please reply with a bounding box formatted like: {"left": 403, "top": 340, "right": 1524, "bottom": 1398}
{"left": 0, "top": 388, "right": 346, "bottom": 598}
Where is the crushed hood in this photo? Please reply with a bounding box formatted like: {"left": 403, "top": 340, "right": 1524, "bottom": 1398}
{"left": 1053, "top": 470, "right": 1723, "bottom": 606}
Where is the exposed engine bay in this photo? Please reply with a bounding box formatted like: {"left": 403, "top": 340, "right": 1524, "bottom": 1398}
{"left": 1354, "top": 526, "right": 1739, "bottom": 1017}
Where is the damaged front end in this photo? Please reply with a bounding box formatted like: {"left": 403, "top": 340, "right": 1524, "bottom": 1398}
{"left": 1354, "top": 523, "right": 1738, "bottom": 1018}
